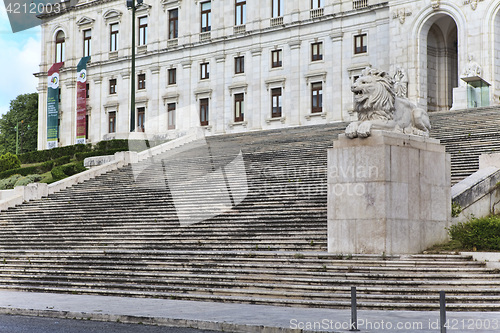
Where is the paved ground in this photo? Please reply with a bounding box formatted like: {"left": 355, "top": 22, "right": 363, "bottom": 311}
{"left": 0, "top": 314, "right": 220, "bottom": 333}
{"left": 0, "top": 290, "right": 499, "bottom": 333}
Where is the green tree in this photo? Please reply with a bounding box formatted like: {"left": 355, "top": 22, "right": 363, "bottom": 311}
{"left": 0, "top": 152, "right": 21, "bottom": 172}
{"left": 0, "top": 93, "right": 38, "bottom": 155}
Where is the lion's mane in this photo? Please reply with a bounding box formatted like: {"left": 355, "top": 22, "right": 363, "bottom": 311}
{"left": 353, "top": 68, "right": 396, "bottom": 122}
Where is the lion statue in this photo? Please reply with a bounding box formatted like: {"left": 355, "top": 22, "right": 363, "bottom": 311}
{"left": 345, "top": 67, "right": 431, "bottom": 139}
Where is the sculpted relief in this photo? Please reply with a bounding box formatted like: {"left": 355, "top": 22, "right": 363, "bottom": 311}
{"left": 462, "top": 54, "right": 482, "bottom": 78}
{"left": 345, "top": 67, "right": 431, "bottom": 139}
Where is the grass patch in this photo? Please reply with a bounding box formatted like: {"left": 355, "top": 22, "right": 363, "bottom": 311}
{"left": 424, "top": 240, "right": 463, "bottom": 254}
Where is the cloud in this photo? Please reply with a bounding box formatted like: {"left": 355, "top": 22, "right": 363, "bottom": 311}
{"left": 0, "top": 6, "right": 40, "bottom": 116}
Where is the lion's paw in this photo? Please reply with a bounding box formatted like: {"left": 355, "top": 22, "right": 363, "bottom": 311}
{"left": 357, "top": 121, "right": 372, "bottom": 138}
{"left": 345, "top": 122, "right": 359, "bottom": 139}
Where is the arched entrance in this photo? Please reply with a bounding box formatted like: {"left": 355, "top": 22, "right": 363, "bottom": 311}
{"left": 494, "top": 9, "right": 500, "bottom": 101}
{"left": 426, "top": 15, "right": 458, "bottom": 111}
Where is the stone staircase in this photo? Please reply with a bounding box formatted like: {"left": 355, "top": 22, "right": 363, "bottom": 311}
{"left": 0, "top": 108, "right": 500, "bottom": 311}
{"left": 0, "top": 251, "right": 498, "bottom": 311}
{"left": 429, "top": 106, "right": 500, "bottom": 184}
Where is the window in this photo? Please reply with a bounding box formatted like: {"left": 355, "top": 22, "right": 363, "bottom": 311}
{"left": 168, "top": 103, "right": 176, "bottom": 129}
{"left": 108, "top": 111, "right": 116, "bottom": 133}
{"left": 85, "top": 84, "right": 89, "bottom": 99}
{"left": 169, "top": 9, "right": 178, "bottom": 39}
{"left": 271, "top": 49, "right": 282, "bottom": 68}
{"left": 109, "top": 79, "right": 117, "bottom": 94}
{"left": 234, "top": 93, "right": 244, "bottom": 122}
{"left": 201, "top": 1, "right": 211, "bottom": 32}
{"left": 311, "top": 82, "right": 323, "bottom": 113}
{"left": 85, "top": 114, "right": 89, "bottom": 140}
{"left": 200, "top": 62, "right": 210, "bottom": 80}
{"left": 138, "top": 74, "right": 146, "bottom": 90}
{"left": 200, "top": 98, "right": 209, "bottom": 126}
{"left": 235, "top": 0, "right": 246, "bottom": 25}
{"left": 137, "top": 107, "right": 145, "bottom": 132}
{"left": 168, "top": 68, "right": 177, "bottom": 85}
{"left": 235, "top": 56, "right": 244, "bottom": 74}
{"left": 311, "top": 0, "right": 324, "bottom": 9}
{"left": 83, "top": 29, "right": 91, "bottom": 57}
{"left": 354, "top": 34, "right": 367, "bottom": 54}
{"left": 139, "top": 16, "right": 148, "bottom": 45}
{"left": 55, "top": 30, "right": 65, "bottom": 62}
{"left": 110, "top": 23, "right": 119, "bottom": 51}
{"left": 271, "top": 88, "right": 282, "bottom": 118}
{"left": 311, "top": 42, "right": 323, "bottom": 61}
{"left": 272, "top": 0, "right": 283, "bottom": 17}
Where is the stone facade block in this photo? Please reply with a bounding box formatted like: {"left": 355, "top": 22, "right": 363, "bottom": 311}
{"left": 328, "top": 130, "right": 451, "bottom": 254}
{"left": 37, "top": 0, "right": 500, "bottom": 149}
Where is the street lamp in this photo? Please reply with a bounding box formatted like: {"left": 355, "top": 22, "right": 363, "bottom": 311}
{"left": 15, "top": 120, "right": 23, "bottom": 155}
{"left": 127, "top": 0, "right": 143, "bottom": 132}
{"left": 15, "top": 120, "right": 30, "bottom": 155}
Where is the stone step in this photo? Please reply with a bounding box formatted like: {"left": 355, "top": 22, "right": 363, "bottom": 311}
{"left": 2, "top": 265, "right": 496, "bottom": 282}
{"left": 0, "top": 284, "right": 498, "bottom": 311}
{"left": 0, "top": 252, "right": 485, "bottom": 267}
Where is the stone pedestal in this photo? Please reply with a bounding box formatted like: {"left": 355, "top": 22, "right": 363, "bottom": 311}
{"left": 327, "top": 130, "right": 451, "bottom": 254}
{"left": 451, "top": 86, "right": 467, "bottom": 110}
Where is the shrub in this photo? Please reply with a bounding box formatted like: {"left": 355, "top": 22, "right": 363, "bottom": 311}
{"left": 0, "top": 174, "right": 24, "bottom": 190}
{"left": 94, "top": 139, "right": 130, "bottom": 151}
{"left": 75, "top": 148, "right": 132, "bottom": 161}
{"left": 95, "top": 139, "right": 164, "bottom": 152}
{"left": 0, "top": 152, "right": 21, "bottom": 172}
{"left": 53, "top": 155, "right": 71, "bottom": 166}
{"left": 0, "top": 160, "right": 54, "bottom": 180}
{"left": 17, "top": 139, "right": 156, "bottom": 165}
{"left": 50, "top": 166, "right": 66, "bottom": 181}
{"left": 62, "top": 161, "right": 86, "bottom": 176}
{"left": 448, "top": 215, "right": 500, "bottom": 251}
{"left": 76, "top": 150, "right": 113, "bottom": 161}
{"left": 19, "top": 144, "right": 92, "bottom": 164}
{"left": 0, "top": 166, "right": 39, "bottom": 179}
{"left": 40, "top": 161, "right": 55, "bottom": 172}
{"left": 13, "top": 174, "right": 43, "bottom": 187}
{"left": 51, "top": 161, "right": 87, "bottom": 181}
{"left": 451, "top": 202, "right": 462, "bottom": 218}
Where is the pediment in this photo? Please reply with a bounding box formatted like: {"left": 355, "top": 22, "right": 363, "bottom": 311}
{"left": 103, "top": 9, "right": 123, "bottom": 22}
{"left": 136, "top": 3, "right": 152, "bottom": 15}
{"left": 161, "top": 0, "right": 182, "bottom": 9}
{"left": 76, "top": 16, "right": 95, "bottom": 27}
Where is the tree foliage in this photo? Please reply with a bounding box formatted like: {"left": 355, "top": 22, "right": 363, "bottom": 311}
{"left": 0, "top": 152, "right": 21, "bottom": 172}
{"left": 0, "top": 93, "right": 38, "bottom": 155}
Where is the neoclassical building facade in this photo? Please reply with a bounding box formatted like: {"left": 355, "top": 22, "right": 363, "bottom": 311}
{"left": 36, "top": 0, "right": 500, "bottom": 149}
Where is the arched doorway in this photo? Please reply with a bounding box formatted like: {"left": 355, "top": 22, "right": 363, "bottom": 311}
{"left": 426, "top": 15, "right": 458, "bottom": 111}
{"left": 494, "top": 9, "right": 500, "bottom": 101}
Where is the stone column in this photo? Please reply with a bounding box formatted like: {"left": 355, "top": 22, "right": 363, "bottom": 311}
{"left": 149, "top": 65, "right": 161, "bottom": 134}
{"left": 328, "top": 130, "right": 451, "bottom": 254}
{"left": 119, "top": 72, "right": 130, "bottom": 137}
{"left": 62, "top": 79, "right": 76, "bottom": 146}
{"left": 214, "top": 53, "right": 226, "bottom": 134}
{"left": 288, "top": 39, "right": 301, "bottom": 126}
{"left": 250, "top": 47, "right": 262, "bottom": 130}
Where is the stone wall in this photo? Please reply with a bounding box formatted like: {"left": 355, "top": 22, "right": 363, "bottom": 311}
{"left": 328, "top": 131, "right": 451, "bottom": 254}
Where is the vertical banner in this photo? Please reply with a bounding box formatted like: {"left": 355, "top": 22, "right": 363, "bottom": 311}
{"left": 47, "top": 62, "right": 64, "bottom": 149}
{"left": 76, "top": 56, "right": 90, "bottom": 144}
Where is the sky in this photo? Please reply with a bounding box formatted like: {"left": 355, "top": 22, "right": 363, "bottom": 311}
{"left": 0, "top": 4, "right": 41, "bottom": 116}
